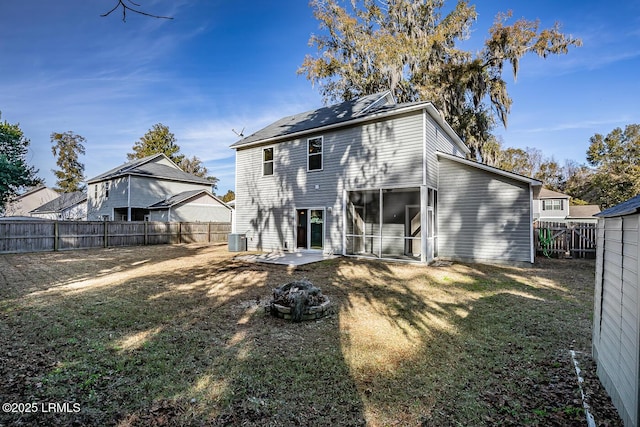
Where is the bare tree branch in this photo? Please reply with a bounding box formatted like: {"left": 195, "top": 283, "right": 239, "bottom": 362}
{"left": 101, "top": 0, "right": 173, "bottom": 22}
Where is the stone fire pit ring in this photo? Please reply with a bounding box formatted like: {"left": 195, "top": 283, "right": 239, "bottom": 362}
{"left": 269, "top": 279, "right": 331, "bottom": 322}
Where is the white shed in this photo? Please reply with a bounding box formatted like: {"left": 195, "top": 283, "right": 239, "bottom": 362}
{"left": 593, "top": 194, "right": 640, "bottom": 427}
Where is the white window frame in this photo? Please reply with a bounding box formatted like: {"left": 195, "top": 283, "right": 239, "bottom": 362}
{"left": 542, "top": 199, "right": 563, "bottom": 211}
{"left": 307, "top": 136, "right": 323, "bottom": 172}
{"left": 262, "top": 147, "right": 274, "bottom": 176}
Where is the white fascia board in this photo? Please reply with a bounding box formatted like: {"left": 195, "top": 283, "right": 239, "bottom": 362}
{"left": 436, "top": 151, "right": 543, "bottom": 186}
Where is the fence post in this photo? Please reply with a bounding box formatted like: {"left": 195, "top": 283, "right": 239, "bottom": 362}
{"left": 103, "top": 220, "right": 108, "bottom": 248}
{"left": 179, "top": 222, "right": 182, "bottom": 244}
{"left": 208, "top": 222, "right": 211, "bottom": 243}
{"left": 54, "top": 221, "right": 59, "bottom": 251}
{"left": 144, "top": 221, "right": 148, "bottom": 246}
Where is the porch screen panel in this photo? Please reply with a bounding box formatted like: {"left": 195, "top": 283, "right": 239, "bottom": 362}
{"left": 346, "top": 188, "right": 420, "bottom": 260}
{"left": 382, "top": 189, "right": 420, "bottom": 259}
{"left": 346, "top": 190, "right": 380, "bottom": 257}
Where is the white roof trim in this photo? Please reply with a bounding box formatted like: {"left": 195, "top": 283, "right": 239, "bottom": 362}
{"left": 232, "top": 102, "right": 469, "bottom": 155}
{"left": 436, "top": 151, "right": 543, "bottom": 186}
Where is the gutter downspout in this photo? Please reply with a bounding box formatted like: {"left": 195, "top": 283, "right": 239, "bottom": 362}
{"left": 421, "top": 108, "right": 428, "bottom": 263}
{"left": 127, "top": 176, "right": 131, "bottom": 221}
{"left": 530, "top": 185, "right": 535, "bottom": 263}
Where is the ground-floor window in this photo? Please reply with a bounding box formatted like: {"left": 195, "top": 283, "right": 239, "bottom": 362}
{"left": 345, "top": 188, "right": 423, "bottom": 260}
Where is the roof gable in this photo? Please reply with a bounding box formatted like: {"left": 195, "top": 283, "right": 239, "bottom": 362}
{"left": 86, "top": 153, "right": 211, "bottom": 185}
{"left": 230, "top": 92, "right": 468, "bottom": 155}
{"left": 148, "top": 190, "right": 231, "bottom": 210}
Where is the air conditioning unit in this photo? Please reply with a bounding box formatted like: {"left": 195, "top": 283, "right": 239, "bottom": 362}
{"left": 228, "top": 233, "right": 247, "bottom": 252}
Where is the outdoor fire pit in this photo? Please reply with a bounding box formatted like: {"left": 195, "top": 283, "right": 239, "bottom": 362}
{"left": 269, "top": 279, "right": 331, "bottom": 322}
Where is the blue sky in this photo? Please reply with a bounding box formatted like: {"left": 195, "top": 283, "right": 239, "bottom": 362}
{"left": 1, "top": 1, "right": 638, "bottom": 195}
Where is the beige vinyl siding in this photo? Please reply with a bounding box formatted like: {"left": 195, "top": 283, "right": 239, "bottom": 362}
{"left": 235, "top": 111, "right": 425, "bottom": 253}
{"left": 593, "top": 215, "right": 640, "bottom": 427}
{"left": 437, "top": 157, "right": 532, "bottom": 263}
{"left": 5, "top": 187, "right": 59, "bottom": 216}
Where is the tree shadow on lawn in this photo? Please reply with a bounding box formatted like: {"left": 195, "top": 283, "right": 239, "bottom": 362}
{"left": 0, "top": 247, "right": 614, "bottom": 426}
{"left": 0, "top": 244, "right": 366, "bottom": 426}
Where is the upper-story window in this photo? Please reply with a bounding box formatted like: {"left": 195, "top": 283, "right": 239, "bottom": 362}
{"left": 308, "top": 136, "right": 323, "bottom": 171}
{"left": 94, "top": 185, "right": 98, "bottom": 199}
{"left": 263, "top": 147, "right": 274, "bottom": 176}
{"left": 542, "top": 199, "right": 563, "bottom": 211}
{"left": 105, "top": 181, "right": 110, "bottom": 199}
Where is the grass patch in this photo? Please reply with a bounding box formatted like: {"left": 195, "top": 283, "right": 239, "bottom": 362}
{"left": 0, "top": 244, "right": 621, "bottom": 426}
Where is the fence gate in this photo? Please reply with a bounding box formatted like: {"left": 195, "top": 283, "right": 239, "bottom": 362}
{"left": 535, "top": 221, "right": 597, "bottom": 259}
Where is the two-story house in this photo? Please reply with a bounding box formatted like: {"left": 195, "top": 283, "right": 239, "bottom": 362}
{"left": 231, "top": 92, "right": 542, "bottom": 265}
{"left": 86, "top": 154, "right": 231, "bottom": 222}
{"left": 533, "top": 188, "right": 570, "bottom": 221}
{"left": 533, "top": 187, "right": 600, "bottom": 223}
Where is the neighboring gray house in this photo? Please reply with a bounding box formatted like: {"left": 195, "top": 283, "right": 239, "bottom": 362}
{"left": 3, "top": 186, "right": 59, "bottom": 217}
{"left": 533, "top": 188, "right": 600, "bottom": 223}
{"left": 86, "top": 154, "right": 230, "bottom": 222}
{"left": 533, "top": 188, "right": 570, "bottom": 221}
{"left": 593, "top": 195, "right": 640, "bottom": 427}
{"left": 231, "top": 92, "right": 542, "bottom": 264}
{"left": 30, "top": 191, "right": 87, "bottom": 220}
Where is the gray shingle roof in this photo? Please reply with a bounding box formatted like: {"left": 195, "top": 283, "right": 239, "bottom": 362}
{"left": 86, "top": 153, "right": 211, "bottom": 185}
{"left": 149, "top": 190, "right": 204, "bottom": 208}
{"left": 30, "top": 191, "right": 87, "bottom": 213}
{"left": 230, "top": 92, "right": 398, "bottom": 148}
{"left": 568, "top": 205, "right": 601, "bottom": 218}
{"left": 595, "top": 194, "right": 640, "bottom": 218}
{"left": 538, "top": 188, "right": 570, "bottom": 199}
{"left": 148, "top": 190, "right": 230, "bottom": 210}
{"left": 86, "top": 154, "right": 162, "bottom": 183}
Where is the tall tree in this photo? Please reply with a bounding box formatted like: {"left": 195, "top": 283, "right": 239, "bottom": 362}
{"left": 128, "top": 123, "right": 184, "bottom": 164}
{"left": 0, "top": 116, "right": 40, "bottom": 213}
{"left": 585, "top": 124, "right": 640, "bottom": 208}
{"left": 299, "top": 0, "right": 581, "bottom": 161}
{"left": 179, "top": 156, "right": 219, "bottom": 191}
{"left": 534, "top": 159, "right": 565, "bottom": 192}
{"left": 220, "top": 190, "right": 235, "bottom": 203}
{"left": 51, "top": 131, "right": 86, "bottom": 193}
{"left": 494, "top": 147, "right": 534, "bottom": 176}
{"left": 563, "top": 160, "right": 595, "bottom": 204}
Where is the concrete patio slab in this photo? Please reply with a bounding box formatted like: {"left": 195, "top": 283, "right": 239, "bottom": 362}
{"left": 235, "top": 251, "right": 338, "bottom": 266}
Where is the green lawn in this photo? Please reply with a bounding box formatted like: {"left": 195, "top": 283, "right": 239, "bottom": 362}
{"left": 0, "top": 244, "right": 621, "bottom": 426}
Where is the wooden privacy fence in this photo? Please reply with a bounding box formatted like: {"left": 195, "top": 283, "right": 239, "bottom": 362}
{"left": 534, "top": 221, "right": 597, "bottom": 259}
{"left": 0, "top": 220, "right": 232, "bottom": 254}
